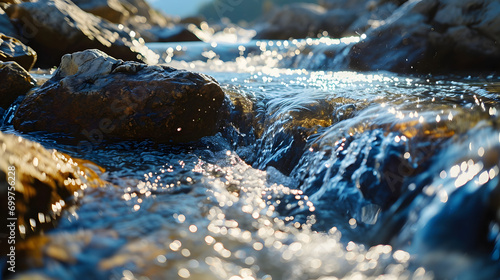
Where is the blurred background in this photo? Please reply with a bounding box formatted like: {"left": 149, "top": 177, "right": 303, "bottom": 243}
{"left": 149, "top": 0, "right": 319, "bottom": 25}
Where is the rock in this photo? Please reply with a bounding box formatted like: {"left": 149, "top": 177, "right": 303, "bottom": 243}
{"left": 319, "top": 0, "right": 404, "bottom": 38}
{"left": 5, "top": 0, "right": 158, "bottom": 67}
{"left": 147, "top": 25, "right": 201, "bottom": 43}
{"left": 0, "top": 8, "right": 17, "bottom": 38}
{"left": 320, "top": 9, "right": 358, "bottom": 37}
{"left": 349, "top": 0, "right": 500, "bottom": 72}
{"left": 13, "top": 49, "right": 225, "bottom": 143}
{"left": 0, "top": 61, "right": 35, "bottom": 109}
{"left": 71, "top": 0, "right": 130, "bottom": 24}
{"left": 0, "top": 33, "right": 37, "bottom": 71}
{"left": 121, "top": 0, "right": 168, "bottom": 26}
{"left": 0, "top": 131, "right": 106, "bottom": 254}
{"left": 254, "top": 3, "right": 327, "bottom": 40}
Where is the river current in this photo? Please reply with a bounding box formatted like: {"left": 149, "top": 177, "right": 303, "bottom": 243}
{"left": 3, "top": 38, "right": 500, "bottom": 279}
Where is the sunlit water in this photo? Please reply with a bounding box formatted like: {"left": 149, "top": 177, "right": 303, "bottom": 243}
{"left": 2, "top": 38, "right": 500, "bottom": 280}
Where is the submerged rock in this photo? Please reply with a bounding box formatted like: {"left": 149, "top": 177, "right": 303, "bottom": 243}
{"left": 0, "top": 61, "right": 35, "bottom": 109}
{"left": 0, "top": 33, "right": 37, "bottom": 71}
{"left": 5, "top": 0, "right": 158, "bottom": 67}
{"left": 349, "top": 0, "right": 500, "bottom": 72}
{"left": 13, "top": 49, "right": 225, "bottom": 143}
{"left": 0, "top": 131, "right": 106, "bottom": 254}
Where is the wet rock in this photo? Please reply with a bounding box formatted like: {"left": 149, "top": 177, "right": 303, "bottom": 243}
{"left": 13, "top": 49, "right": 225, "bottom": 143}
{"left": 254, "top": 3, "right": 327, "bottom": 40}
{"left": 349, "top": 0, "right": 500, "bottom": 72}
{"left": 0, "top": 61, "right": 35, "bottom": 109}
{"left": 71, "top": 0, "right": 130, "bottom": 24}
{"left": 0, "top": 33, "right": 37, "bottom": 71}
{"left": 5, "top": 0, "right": 158, "bottom": 67}
{"left": 0, "top": 131, "right": 106, "bottom": 254}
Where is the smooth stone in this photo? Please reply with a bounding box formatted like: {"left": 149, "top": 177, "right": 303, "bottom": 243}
{"left": 13, "top": 49, "right": 225, "bottom": 143}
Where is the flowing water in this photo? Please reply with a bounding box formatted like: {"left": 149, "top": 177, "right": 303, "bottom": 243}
{"left": 2, "top": 38, "right": 500, "bottom": 279}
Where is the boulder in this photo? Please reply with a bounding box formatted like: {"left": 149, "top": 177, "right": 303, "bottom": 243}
{"left": 5, "top": 0, "right": 158, "bottom": 67}
{"left": 254, "top": 3, "right": 327, "bottom": 40}
{"left": 0, "top": 61, "right": 35, "bottom": 109}
{"left": 71, "top": 0, "right": 130, "bottom": 24}
{"left": 13, "top": 49, "right": 225, "bottom": 143}
{"left": 349, "top": 0, "right": 500, "bottom": 72}
{"left": 0, "top": 131, "right": 106, "bottom": 254}
{"left": 0, "top": 33, "right": 37, "bottom": 71}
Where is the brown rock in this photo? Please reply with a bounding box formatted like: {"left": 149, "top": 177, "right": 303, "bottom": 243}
{"left": 71, "top": 0, "right": 130, "bottom": 24}
{"left": 0, "top": 61, "right": 35, "bottom": 109}
{"left": 0, "top": 33, "right": 37, "bottom": 71}
{"left": 0, "top": 131, "right": 107, "bottom": 254}
{"left": 13, "top": 49, "right": 225, "bottom": 143}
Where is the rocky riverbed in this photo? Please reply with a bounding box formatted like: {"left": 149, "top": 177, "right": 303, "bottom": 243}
{"left": 1, "top": 0, "right": 500, "bottom": 279}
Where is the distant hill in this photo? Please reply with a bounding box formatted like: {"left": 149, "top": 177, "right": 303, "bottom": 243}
{"left": 197, "top": 0, "right": 319, "bottom": 24}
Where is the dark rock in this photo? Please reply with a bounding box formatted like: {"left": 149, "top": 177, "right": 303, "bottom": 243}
{"left": 5, "top": 0, "right": 158, "bottom": 67}
{"left": 0, "top": 61, "right": 35, "bottom": 109}
{"left": 254, "top": 3, "right": 327, "bottom": 40}
{"left": 320, "top": 9, "right": 358, "bottom": 37}
{"left": 13, "top": 49, "right": 225, "bottom": 143}
{"left": 0, "top": 131, "right": 107, "bottom": 254}
{"left": 71, "top": 0, "right": 130, "bottom": 24}
{"left": 148, "top": 25, "right": 201, "bottom": 43}
{"left": 349, "top": 0, "right": 500, "bottom": 73}
{"left": 0, "top": 8, "right": 17, "bottom": 38}
{"left": 0, "top": 33, "right": 37, "bottom": 71}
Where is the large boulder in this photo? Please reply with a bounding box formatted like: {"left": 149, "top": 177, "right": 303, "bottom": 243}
{"left": 349, "top": 0, "right": 500, "bottom": 72}
{"left": 5, "top": 0, "right": 158, "bottom": 67}
{"left": 254, "top": 3, "right": 327, "bottom": 40}
{"left": 0, "top": 131, "right": 107, "bottom": 254}
{"left": 0, "top": 61, "right": 35, "bottom": 109}
{"left": 71, "top": 0, "right": 130, "bottom": 24}
{"left": 13, "top": 49, "right": 225, "bottom": 143}
{"left": 0, "top": 33, "right": 37, "bottom": 71}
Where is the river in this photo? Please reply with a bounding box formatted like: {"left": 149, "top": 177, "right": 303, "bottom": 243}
{"left": 3, "top": 37, "right": 500, "bottom": 279}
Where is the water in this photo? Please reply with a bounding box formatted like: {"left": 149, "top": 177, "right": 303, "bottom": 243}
{"left": 3, "top": 38, "right": 500, "bottom": 279}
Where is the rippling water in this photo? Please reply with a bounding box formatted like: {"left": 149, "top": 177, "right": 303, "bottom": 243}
{"left": 3, "top": 38, "right": 500, "bottom": 279}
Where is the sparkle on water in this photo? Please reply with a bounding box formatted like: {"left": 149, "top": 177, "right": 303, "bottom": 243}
{"left": 5, "top": 37, "right": 500, "bottom": 280}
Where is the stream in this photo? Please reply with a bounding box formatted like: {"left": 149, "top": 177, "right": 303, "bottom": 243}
{"left": 2, "top": 38, "right": 500, "bottom": 279}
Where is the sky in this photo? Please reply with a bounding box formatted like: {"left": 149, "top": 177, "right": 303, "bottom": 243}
{"left": 147, "top": 0, "right": 213, "bottom": 18}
